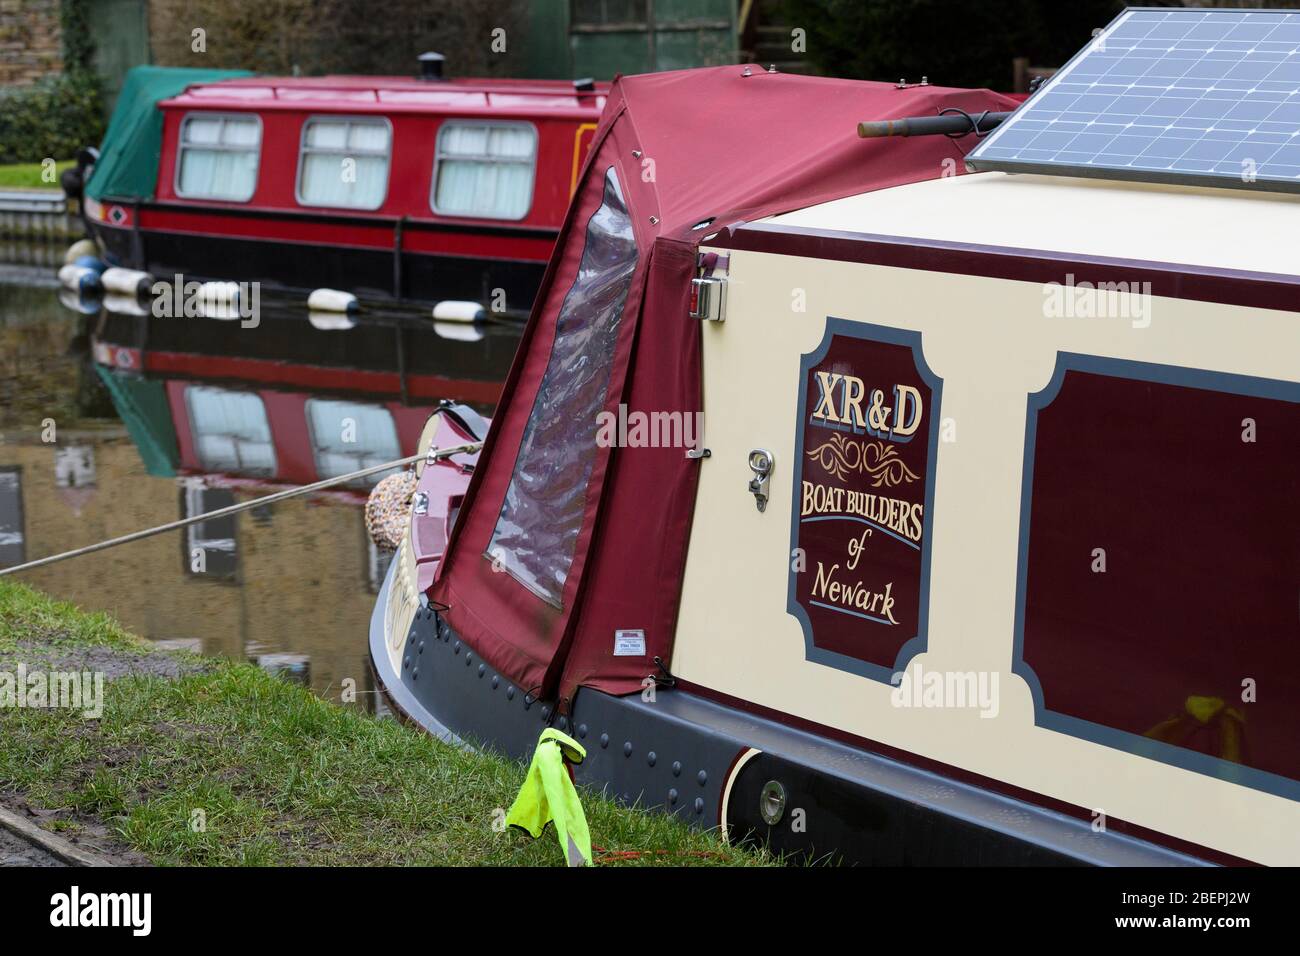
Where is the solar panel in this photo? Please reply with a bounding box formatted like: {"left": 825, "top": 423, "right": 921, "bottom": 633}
{"left": 966, "top": 7, "right": 1300, "bottom": 194}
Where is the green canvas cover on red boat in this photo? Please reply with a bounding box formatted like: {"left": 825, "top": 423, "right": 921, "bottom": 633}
{"left": 85, "top": 65, "right": 252, "bottom": 202}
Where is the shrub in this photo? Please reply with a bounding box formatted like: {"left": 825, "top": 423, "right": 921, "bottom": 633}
{"left": 0, "top": 70, "right": 104, "bottom": 166}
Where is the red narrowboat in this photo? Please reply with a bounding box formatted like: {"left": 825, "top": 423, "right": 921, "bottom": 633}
{"left": 77, "top": 63, "right": 605, "bottom": 312}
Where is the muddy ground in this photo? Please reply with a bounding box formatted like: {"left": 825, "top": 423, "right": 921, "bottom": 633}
{"left": 0, "top": 824, "right": 64, "bottom": 866}
{"left": 0, "top": 794, "right": 149, "bottom": 867}
{"left": 0, "top": 640, "right": 206, "bottom": 681}
{"left": 0, "top": 640, "right": 204, "bottom": 867}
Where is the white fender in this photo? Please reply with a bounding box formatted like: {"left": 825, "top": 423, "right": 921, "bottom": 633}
{"left": 57, "top": 263, "right": 100, "bottom": 292}
{"left": 100, "top": 267, "right": 153, "bottom": 297}
{"left": 307, "top": 288, "right": 359, "bottom": 313}
{"left": 431, "top": 300, "right": 486, "bottom": 323}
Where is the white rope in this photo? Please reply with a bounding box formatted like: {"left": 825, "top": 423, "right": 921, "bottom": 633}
{"left": 0, "top": 441, "right": 482, "bottom": 578}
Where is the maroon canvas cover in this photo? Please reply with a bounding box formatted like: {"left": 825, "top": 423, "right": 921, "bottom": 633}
{"left": 431, "top": 65, "right": 1019, "bottom": 708}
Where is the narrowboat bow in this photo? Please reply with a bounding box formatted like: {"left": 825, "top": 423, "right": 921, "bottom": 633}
{"left": 372, "top": 10, "right": 1300, "bottom": 867}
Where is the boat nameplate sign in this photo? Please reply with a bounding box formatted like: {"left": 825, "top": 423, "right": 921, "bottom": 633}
{"left": 787, "top": 319, "right": 940, "bottom": 682}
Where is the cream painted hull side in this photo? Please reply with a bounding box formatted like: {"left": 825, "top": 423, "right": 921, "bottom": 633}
{"left": 673, "top": 246, "right": 1300, "bottom": 865}
{"left": 381, "top": 417, "right": 441, "bottom": 677}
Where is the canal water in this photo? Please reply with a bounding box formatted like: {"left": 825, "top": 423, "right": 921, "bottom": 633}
{"left": 0, "top": 258, "right": 520, "bottom": 712}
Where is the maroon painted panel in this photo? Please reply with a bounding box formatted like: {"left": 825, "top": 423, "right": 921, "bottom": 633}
{"left": 1021, "top": 362, "right": 1300, "bottom": 791}
{"left": 716, "top": 223, "right": 1300, "bottom": 316}
{"left": 789, "top": 322, "right": 937, "bottom": 678}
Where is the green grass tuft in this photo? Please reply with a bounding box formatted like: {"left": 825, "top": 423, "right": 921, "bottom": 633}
{"left": 0, "top": 579, "right": 143, "bottom": 653}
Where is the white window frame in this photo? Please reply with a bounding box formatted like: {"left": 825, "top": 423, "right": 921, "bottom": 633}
{"left": 431, "top": 119, "right": 538, "bottom": 221}
{"left": 295, "top": 115, "right": 393, "bottom": 211}
{"left": 174, "top": 112, "right": 262, "bottom": 203}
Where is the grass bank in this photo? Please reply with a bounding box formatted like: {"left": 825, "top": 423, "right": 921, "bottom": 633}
{"left": 0, "top": 161, "right": 73, "bottom": 191}
{"left": 0, "top": 580, "right": 770, "bottom": 866}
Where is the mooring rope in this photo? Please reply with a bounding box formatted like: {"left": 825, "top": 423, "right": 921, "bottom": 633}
{"left": 0, "top": 441, "right": 482, "bottom": 578}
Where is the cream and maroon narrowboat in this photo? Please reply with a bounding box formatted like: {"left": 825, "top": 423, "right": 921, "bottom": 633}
{"left": 371, "top": 8, "right": 1300, "bottom": 866}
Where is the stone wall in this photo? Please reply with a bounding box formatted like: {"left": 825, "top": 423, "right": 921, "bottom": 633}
{"left": 0, "top": 0, "right": 64, "bottom": 87}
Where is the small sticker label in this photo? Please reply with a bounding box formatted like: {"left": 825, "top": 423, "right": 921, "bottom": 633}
{"left": 613, "top": 629, "right": 646, "bottom": 656}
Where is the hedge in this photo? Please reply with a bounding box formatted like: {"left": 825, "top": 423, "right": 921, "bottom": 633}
{"left": 0, "top": 70, "right": 103, "bottom": 166}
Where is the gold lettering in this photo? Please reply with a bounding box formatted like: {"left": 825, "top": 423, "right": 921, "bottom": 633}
{"left": 842, "top": 376, "right": 867, "bottom": 427}
{"left": 812, "top": 372, "right": 841, "bottom": 422}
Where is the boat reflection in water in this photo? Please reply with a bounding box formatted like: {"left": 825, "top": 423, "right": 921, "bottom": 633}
{"left": 92, "top": 294, "right": 512, "bottom": 490}
{"left": 1, "top": 284, "right": 518, "bottom": 711}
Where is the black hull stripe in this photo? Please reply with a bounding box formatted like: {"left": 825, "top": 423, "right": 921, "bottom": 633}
{"left": 91, "top": 223, "right": 547, "bottom": 305}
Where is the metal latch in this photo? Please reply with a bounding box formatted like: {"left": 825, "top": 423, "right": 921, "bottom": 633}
{"left": 690, "top": 276, "right": 726, "bottom": 322}
{"left": 747, "top": 448, "right": 774, "bottom": 512}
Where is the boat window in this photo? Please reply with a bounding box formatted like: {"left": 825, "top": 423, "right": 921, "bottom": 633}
{"left": 175, "top": 113, "right": 261, "bottom": 202}
{"left": 432, "top": 121, "right": 537, "bottom": 220}
{"left": 185, "top": 386, "right": 277, "bottom": 477}
{"left": 297, "top": 117, "right": 391, "bottom": 210}
{"left": 488, "top": 167, "right": 637, "bottom": 606}
{"left": 305, "top": 400, "right": 400, "bottom": 487}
